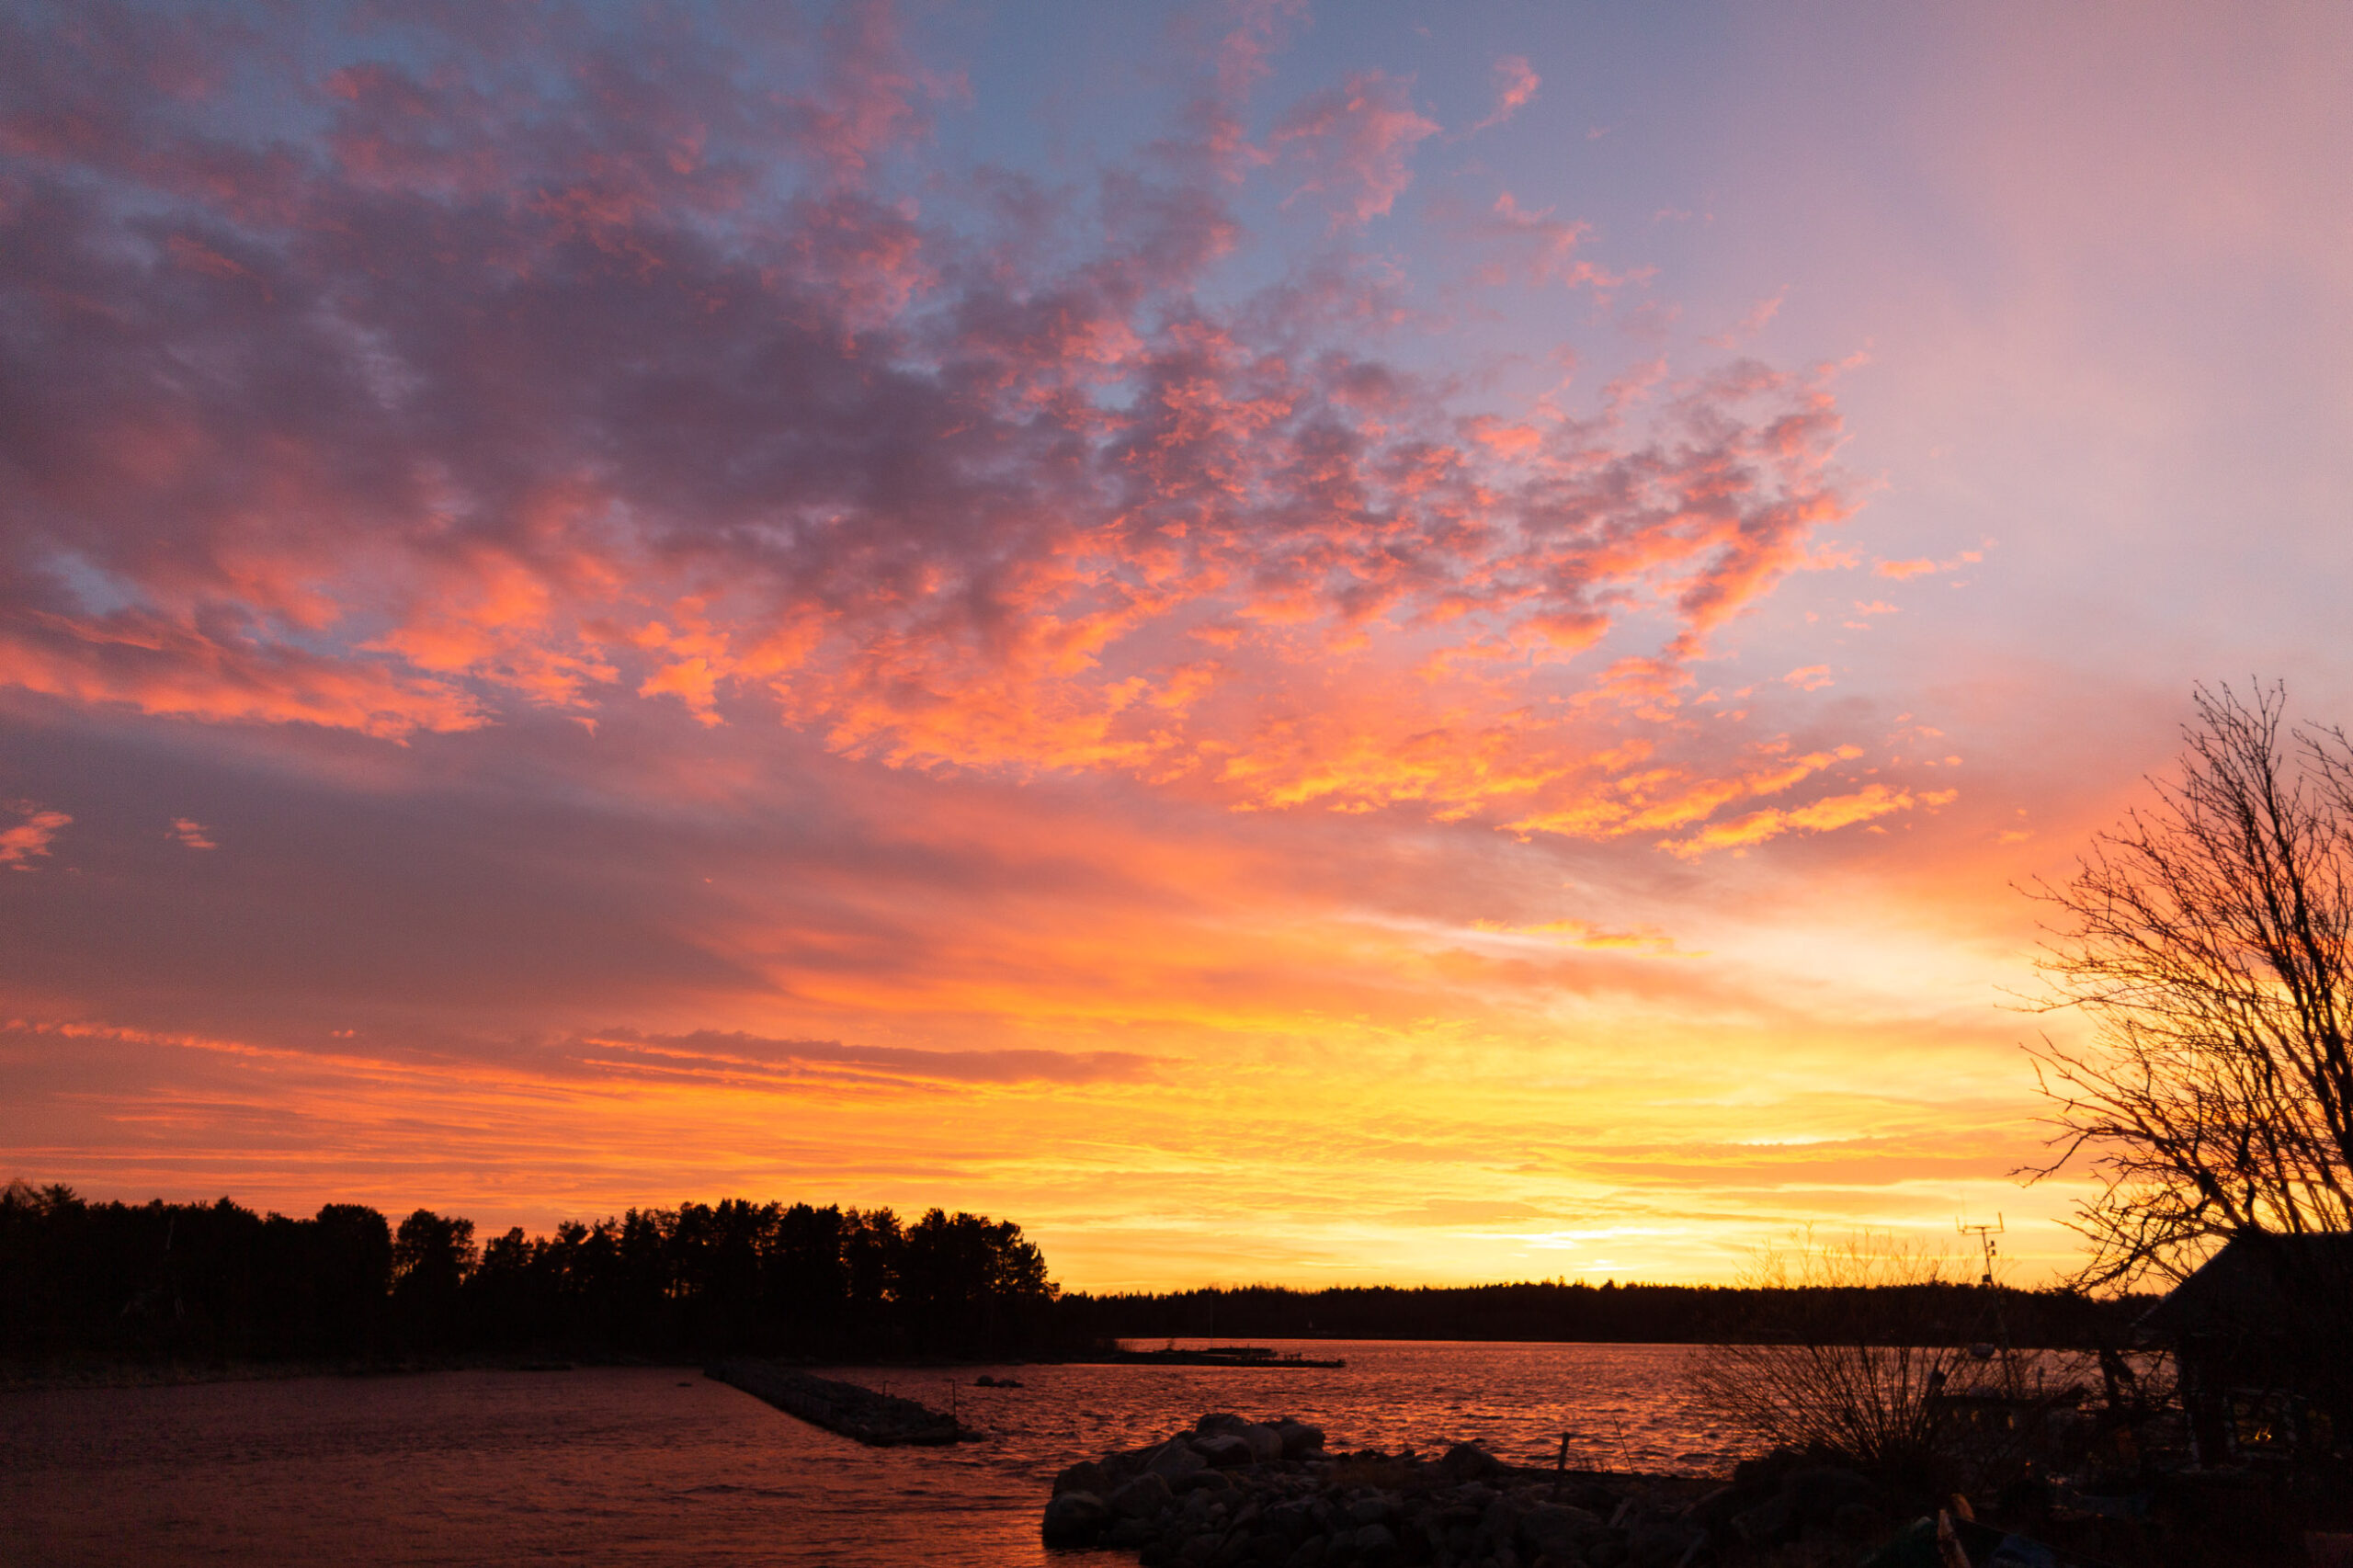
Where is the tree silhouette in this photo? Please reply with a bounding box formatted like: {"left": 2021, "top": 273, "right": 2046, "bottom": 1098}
{"left": 2022, "top": 683, "right": 2353, "bottom": 1287}
{"left": 0, "top": 1183, "right": 1068, "bottom": 1362}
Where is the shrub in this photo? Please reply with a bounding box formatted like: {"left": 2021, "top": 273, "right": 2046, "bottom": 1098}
{"left": 1687, "top": 1231, "right": 2088, "bottom": 1497}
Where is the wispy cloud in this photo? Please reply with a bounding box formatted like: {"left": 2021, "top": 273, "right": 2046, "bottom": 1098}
{"left": 577, "top": 1029, "right": 1162, "bottom": 1087}
{"left": 1273, "top": 70, "right": 1442, "bottom": 223}
{"left": 1471, "top": 55, "right": 1540, "bottom": 133}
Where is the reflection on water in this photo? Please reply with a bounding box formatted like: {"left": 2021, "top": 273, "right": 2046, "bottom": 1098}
{"left": 2, "top": 1341, "right": 1731, "bottom": 1566}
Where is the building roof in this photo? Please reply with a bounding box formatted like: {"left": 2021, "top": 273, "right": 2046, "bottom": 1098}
{"left": 2139, "top": 1230, "right": 2353, "bottom": 1340}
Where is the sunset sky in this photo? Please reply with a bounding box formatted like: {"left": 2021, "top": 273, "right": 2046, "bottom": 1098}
{"left": 4, "top": 0, "right": 2350, "bottom": 1291}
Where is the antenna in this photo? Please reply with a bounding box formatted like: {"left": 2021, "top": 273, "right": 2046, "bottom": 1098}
{"left": 1957, "top": 1214, "right": 2005, "bottom": 1287}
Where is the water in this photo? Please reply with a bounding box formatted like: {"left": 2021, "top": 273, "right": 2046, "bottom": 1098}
{"left": 1, "top": 1341, "right": 1733, "bottom": 1566}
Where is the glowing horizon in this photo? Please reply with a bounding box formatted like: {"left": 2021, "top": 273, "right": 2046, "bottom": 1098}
{"left": 4, "top": 0, "right": 2350, "bottom": 1291}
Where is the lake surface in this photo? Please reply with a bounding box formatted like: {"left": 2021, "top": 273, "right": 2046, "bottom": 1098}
{"left": 2, "top": 1341, "right": 1732, "bottom": 1566}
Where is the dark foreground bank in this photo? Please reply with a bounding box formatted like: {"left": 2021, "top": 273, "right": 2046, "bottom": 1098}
{"left": 1041, "top": 1409, "right": 2353, "bottom": 1568}
{"left": 1044, "top": 1410, "right": 1747, "bottom": 1566}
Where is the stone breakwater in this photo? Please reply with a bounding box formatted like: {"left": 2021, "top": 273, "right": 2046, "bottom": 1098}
{"left": 705, "top": 1361, "right": 982, "bottom": 1447}
{"left": 1039, "top": 1411, "right": 1773, "bottom": 1567}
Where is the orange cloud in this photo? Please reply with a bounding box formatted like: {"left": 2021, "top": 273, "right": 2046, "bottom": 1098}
{"left": 0, "top": 609, "right": 484, "bottom": 738}
{"left": 1, "top": 802, "right": 71, "bottom": 868}
{"left": 1662, "top": 784, "right": 1957, "bottom": 858}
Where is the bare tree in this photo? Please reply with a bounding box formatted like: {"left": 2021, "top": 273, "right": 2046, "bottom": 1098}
{"left": 2021, "top": 683, "right": 2353, "bottom": 1288}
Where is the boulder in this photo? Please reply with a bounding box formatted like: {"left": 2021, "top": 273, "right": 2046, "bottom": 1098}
{"left": 1042, "top": 1490, "right": 1112, "bottom": 1547}
{"left": 1196, "top": 1433, "right": 1255, "bottom": 1469}
{"left": 1112, "top": 1472, "right": 1176, "bottom": 1520}
{"left": 1562, "top": 1483, "right": 1620, "bottom": 1516}
{"left": 1241, "top": 1423, "right": 1287, "bottom": 1465}
{"left": 1438, "top": 1440, "right": 1508, "bottom": 1483}
{"left": 1272, "top": 1418, "right": 1326, "bottom": 1459}
{"left": 1054, "top": 1460, "right": 1113, "bottom": 1497}
{"left": 1731, "top": 1490, "right": 1796, "bottom": 1548}
{"left": 1519, "top": 1502, "right": 1604, "bottom": 1560}
{"left": 1627, "top": 1518, "right": 1702, "bottom": 1568}
{"left": 1352, "top": 1522, "right": 1400, "bottom": 1567}
{"left": 1197, "top": 1412, "right": 1251, "bottom": 1437}
{"left": 1149, "top": 1439, "right": 1211, "bottom": 1480}
{"left": 1282, "top": 1537, "right": 1327, "bottom": 1568}
{"left": 1262, "top": 1499, "right": 1321, "bottom": 1541}
{"left": 1237, "top": 1533, "right": 1289, "bottom": 1568}
{"left": 1174, "top": 1487, "right": 1225, "bottom": 1531}
{"left": 1177, "top": 1531, "right": 1224, "bottom": 1567}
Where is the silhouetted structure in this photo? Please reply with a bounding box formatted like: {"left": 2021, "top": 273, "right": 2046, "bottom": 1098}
{"left": 2140, "top": 1230, "right": 2353, "bottom": 1465}
{"left": 0, "top": 1181, "right": 1061, "bottom": 1363}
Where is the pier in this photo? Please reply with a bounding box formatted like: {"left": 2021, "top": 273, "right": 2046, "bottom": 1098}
{"left": 707, "top": 1361, "right": 983, "bottom": 1447}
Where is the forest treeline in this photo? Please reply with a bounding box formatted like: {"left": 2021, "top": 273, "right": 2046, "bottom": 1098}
{"left": 0, "top": 1182, "right": 1065, "bottom": 1362}
{"left": 1053, "top": 1280, "right": 2157, "bottom": 1349}
{"left": 4, "top": 1183, "right": 2158, "bottom": 1367}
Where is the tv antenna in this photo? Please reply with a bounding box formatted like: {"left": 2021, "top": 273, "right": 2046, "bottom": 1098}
{"left": 1957, "top": 1214, "right": 2004, "bottom": 1287}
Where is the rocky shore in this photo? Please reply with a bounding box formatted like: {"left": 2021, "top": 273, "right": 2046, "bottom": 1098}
{"left": 1040, "top": 1411, "right": 1782, "bottom": 1567}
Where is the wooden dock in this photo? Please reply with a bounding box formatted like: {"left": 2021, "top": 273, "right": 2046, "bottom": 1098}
{"left": 706, "top": 1360, "right": 983, "bottom": 1446}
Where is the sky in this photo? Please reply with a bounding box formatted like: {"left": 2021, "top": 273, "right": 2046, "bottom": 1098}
{"left": 3, "top": 0, "right": 2350, "bottom": 1291}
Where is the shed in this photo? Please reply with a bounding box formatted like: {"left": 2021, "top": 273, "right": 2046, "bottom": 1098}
{"left": 2140, "top": 1230, "right": 2353, "bottom": 1465}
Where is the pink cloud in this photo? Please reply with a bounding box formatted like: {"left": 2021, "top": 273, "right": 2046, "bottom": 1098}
{"left": 1472, "top": 56, "right": 1540, "bottom": 132}
{"left": 1461, "top": 192, "right": 1616, "bottom": 291}
{"left": 170, "top": 817, "right": 217, "bottom": 849}
{"left": 1702, "top": 288, "right": 1786, "bottom": 348}
{"left": 0, "top": 1, "right": 1876, "bottom": 859}
{"left": 1875, "top": 547, "right": 1984, "bottom": 579}
{"left": 1272, "top": 70, "right": 1441, "bottom": 225}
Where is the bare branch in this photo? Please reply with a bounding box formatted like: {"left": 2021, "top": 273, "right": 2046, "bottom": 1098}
{"left": 2017, "top": 682, "right": 2353, "bottom": 1288}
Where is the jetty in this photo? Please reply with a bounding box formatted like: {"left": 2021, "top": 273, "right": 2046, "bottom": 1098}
{"left": 707, "top": 1360, "right": 983, "bottom": 1446}
{"left": 1076, "top": 1346, "right": 1347, "bottom": 1369}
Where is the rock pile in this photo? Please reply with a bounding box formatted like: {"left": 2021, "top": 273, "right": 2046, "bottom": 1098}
{"left": 1040, "top": 1412, "right": 1746, "bottom": 1567}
